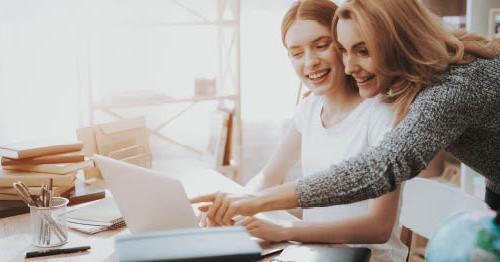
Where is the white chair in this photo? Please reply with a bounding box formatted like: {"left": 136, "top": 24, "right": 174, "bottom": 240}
{"left": 399, "top": 178, "right": 489, "bottom": 260}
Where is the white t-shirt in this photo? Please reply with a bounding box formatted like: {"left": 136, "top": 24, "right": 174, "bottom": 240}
{"left": 293, "top": 95, "right": 407, "bottom": 262}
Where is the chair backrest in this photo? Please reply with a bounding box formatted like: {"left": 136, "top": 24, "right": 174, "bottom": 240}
{"left": 400, "top": 177, "right": 489, "bottom": 239}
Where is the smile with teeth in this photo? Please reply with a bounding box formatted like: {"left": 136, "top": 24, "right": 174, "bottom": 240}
{"left": 307, "top": 69, "right": 330, "bottom": 80}
{"left": 355, "top": 74, "right": 375, "bottom": 84}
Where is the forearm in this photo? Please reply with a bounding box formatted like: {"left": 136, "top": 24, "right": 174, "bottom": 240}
{"left": 246, "top": 126, "right": 301, "bottom": 193}
{"left": 255, "top": 182, "right": 300, "bottom": 212}
{"left": 245, "top": 172, "right": 284, "bottom": 192}
{"left": 283, "top": 215, "right": 392, "bottom": 244}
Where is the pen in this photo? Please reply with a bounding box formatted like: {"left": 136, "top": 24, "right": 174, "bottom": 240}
{"left": 13, "top": 182, "right": 67, "bottom": 243}
{"left": 25, "top": 245, "right": 91, "bottom": 258}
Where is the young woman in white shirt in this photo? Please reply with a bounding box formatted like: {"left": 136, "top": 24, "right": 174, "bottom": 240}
{"left": 201, "top": 1, "right": 407, "bottom": 261}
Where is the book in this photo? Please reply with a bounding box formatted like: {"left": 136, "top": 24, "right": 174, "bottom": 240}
{"left": 0, "top": 169, "right": 76, "bottom": 187}
{"left": 115, "top": 227, "right": 262, "bottom": 262}
{"left": 0, "top": 185, "right": 74, "bottom": 201}
{"left": 273, "top": 245, "right": 371, "bottom": 262}
{"left": 2, "top": 160, "right": 92, "bottom": 174}
{"left": 1, "top": 151, "right": 85, "bottom": 166}
{"left": 67, "top": 186, "right": 105, "bottom": 206}
{"left": 0, "top": 139, "right": 83, "bottom": 159}
{"left": 0, "top": 179, "right": 105, "bottom": 218}
{"left": 0, "top": 200, "right": 29, "bottom": 218}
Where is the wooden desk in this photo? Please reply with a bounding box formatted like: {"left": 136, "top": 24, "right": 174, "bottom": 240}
{"left": 0, "top": 167, "right": 289, "bottom": 261}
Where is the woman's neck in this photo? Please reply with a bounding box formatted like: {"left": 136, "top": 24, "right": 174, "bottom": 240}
{"left": 321, "top": 88, "right": 363, "bottom": 128}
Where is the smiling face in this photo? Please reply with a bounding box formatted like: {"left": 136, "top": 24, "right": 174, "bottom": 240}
{"left": 285, "top": 19, "right": 336, "bottom": 96}
{"left": 336, "top": 18, "right": 391, "bottom": 98}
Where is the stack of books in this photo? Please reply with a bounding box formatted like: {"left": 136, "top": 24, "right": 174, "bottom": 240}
{"left": 0, "top": 139, "right": 92, "bottom": 200}
{"left": 0, "top": 178, "right": 106, "bottom": 218}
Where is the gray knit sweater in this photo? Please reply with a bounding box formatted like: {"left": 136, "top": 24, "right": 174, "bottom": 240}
{"left": 297, "top": 55, "right": 500, "bottom": 207}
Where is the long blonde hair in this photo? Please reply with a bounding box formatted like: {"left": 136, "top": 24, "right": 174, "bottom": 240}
{"left": 332, "top": 0, "right": 500, "bottom": 123}
{"left": 282, "top": 0, "right": 357, "bottom": 94}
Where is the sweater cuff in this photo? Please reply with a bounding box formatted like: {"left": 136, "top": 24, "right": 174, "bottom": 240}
{"left": 486, "top": 180, "right": 500, "bottom": 195}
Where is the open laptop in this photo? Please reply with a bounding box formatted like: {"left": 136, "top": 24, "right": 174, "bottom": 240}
{"left": 94, "top": 154, "right": 199, "bottom": 234}
{"left": 94, "top": 154, "right": 295, "bottom": 256}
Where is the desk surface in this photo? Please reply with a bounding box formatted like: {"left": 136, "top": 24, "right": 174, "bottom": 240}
{"left": 0, "top": 166, "right": 287, "bottom": 262}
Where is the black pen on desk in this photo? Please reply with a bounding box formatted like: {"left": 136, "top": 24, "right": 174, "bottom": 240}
{"left": 25, "top": 246, "right": 91, "bottom": 258}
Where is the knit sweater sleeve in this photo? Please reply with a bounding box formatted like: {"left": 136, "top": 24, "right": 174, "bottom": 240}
{"left": 296, "top": 58, "right": 494, "bottom": 207}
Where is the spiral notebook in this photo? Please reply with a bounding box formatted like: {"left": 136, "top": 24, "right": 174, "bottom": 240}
{"left": 66, "top": 198, "right": 125, "bottom": 234}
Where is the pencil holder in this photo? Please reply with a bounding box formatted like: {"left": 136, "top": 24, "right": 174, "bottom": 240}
{"left": 29, "top": 197, "right": 69, "bottom": 247}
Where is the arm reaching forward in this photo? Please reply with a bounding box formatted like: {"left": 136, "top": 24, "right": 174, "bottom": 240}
{"left": 298, "top": 58, "right": 497, "bottom": 206}
{"left": 191, "top": 56, "right": 499, "bottom": 219}
{"left": 191, "top": 183, "right": 299, "bottom": 225}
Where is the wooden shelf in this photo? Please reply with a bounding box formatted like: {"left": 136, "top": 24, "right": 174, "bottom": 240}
{"left": 93, "top": 94, "right": 238, "bottom": 109}
{"left": 124, "top": 21, "right": 239, "bottom": 27}
{"left": 87, "top": 0, "right": 242, "bottom": 179}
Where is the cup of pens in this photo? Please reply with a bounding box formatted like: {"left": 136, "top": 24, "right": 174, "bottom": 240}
{"left": 13, "top": 181, "right": 69, "bottom": 247}
{"left": 30, "top": 196, "right": 69, "bottom": 247}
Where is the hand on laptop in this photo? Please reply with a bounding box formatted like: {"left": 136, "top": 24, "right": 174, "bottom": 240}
{"left": 190, "top": 183, "right": 299, "bottom": 225}
{"left": 190, "top": 191, "right": 260, "bottom": 226}
{"left": 199, "top": 211, "right": 291, "bottom": 242}
{"left": 190, "top": 183, "right": 300, "bottom": 226}
{"left": 234, "top": 216, "right": 291, "bottom": 242}
{"left": 198, "top": 212, "right": 223, "bottom": 227}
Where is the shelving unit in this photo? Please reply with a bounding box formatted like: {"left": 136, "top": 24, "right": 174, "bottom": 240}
{"left": 82, "top": 0, "right": 242, "bottom": 179}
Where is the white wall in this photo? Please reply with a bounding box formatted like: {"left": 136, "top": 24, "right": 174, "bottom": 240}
{"left": 0, "top": 0, "right": 83, "bottom": 143}
{"left": 240, "top": 0, "right": 298, "bottom": 122}
{"left": 466, "top": 0, "right": 500, "bottom": 35}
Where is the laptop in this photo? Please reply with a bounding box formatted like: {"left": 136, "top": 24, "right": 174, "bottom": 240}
{"left": 94, "top": 154, "right": 199, "bottom": 234}
{"left": 94, "top": 154, "right": 296, "bottom": 257}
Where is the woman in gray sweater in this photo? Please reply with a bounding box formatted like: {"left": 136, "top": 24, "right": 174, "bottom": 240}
{"left": 191, "top": 0, "right": 500, "bottom": 224}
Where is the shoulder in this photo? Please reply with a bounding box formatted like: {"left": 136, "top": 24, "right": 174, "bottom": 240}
{"left": 360, "top": 98, "right": 396, "bottom": 145}
{"left": 441, "top": 54, "right": 500, "bottom": 93}
{"left": 362, "top": 97, "right": 396, "bottom": 124}
{"left": 417, "top": 54, "right": 500, "bottom": 110}
{"left": 449, "top": 53, "right": 500, "bottom": 74}
{"left": 301, "top": 95, "right": 323, "bottom": 106}
{"left": 296, "top": 95, "right": 323, "bottom": 113}
{"left": 363, "top": 97, "right": 393, "bottom": 113}
{"left": 293, "top": 95, "right": 322, "bottom": 131}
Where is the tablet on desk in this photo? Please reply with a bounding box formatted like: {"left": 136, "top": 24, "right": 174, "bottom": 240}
{"left": 272, "top": 245, "right": 371, "bottom": 262}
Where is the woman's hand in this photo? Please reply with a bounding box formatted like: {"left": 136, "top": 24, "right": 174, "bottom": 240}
{"left": 190, "top": 192, "right": 262, "bottom": 225}
{"left": 190, "top": 183, "right": 300, "bottom": 225}
{"left": 197, "top": 212, "right": 222, "bottom": 227}
{"left": 234, "top": 216, "right": 291, "bottom": 242}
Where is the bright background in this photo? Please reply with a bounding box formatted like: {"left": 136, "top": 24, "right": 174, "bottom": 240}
{"left": 0, "top": 0, "right": 496, "bottom": 183}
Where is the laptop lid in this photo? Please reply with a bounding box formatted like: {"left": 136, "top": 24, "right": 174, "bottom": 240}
{"left": 93, "top": 155, "right": 198, "bottom": 234}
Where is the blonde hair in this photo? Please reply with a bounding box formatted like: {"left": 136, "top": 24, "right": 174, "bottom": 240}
{"left": 282, "top": 0, "right": 357, "bottom": 93}
{"left": 332, "top": 0, "right": 500, "bottom": 123}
